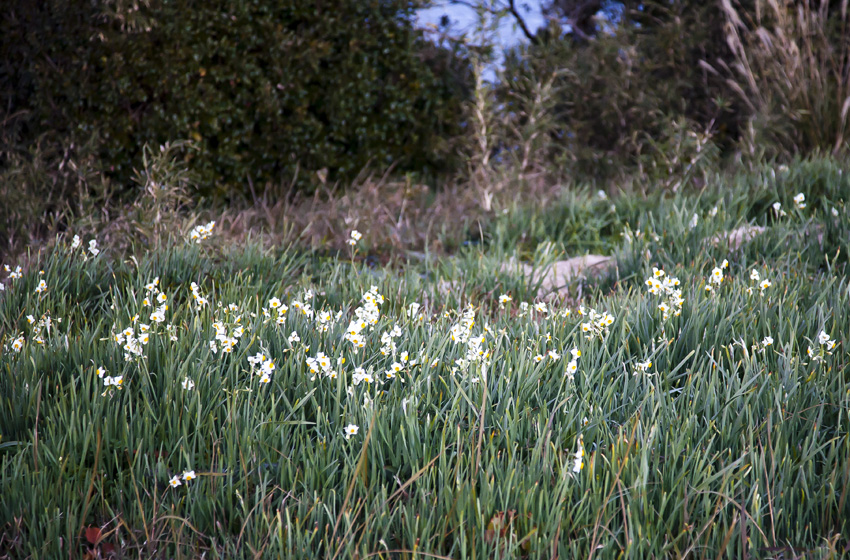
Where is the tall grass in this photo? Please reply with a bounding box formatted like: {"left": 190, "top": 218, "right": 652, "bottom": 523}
{"left": 720, "top": 0, "right": 850, "bottom": 159}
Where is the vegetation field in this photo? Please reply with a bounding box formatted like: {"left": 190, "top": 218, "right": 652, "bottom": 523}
{"left": 2, "top": 159, "right": 850, "bottom": 558}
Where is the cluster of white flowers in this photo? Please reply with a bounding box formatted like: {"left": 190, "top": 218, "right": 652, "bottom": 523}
{"left": 381, "top": 324, "right": 403, "bottom": 356}
{"left": 306, "top": 351, "right": 346, "bottom": 381}
{"left": 263, "top": 296, "right": 287, "bottom": 326}
{"left": 771, "top": 193, "right": 809, "bottom": 215}
{"left": 70, "top": 235, "right": 100, "bottom": 258}
{"left": 96, "top": 367, "right": 124, "bottom": 394}
{"left": 316, "top": 309, "right": 341, "bottom": 334}
{"left": 169, "top": 469, "right": 197, "bottom": 488}
{"left": 112, "top": 315, "right": 155, "bottom": 363}
{"left": 449, "top": 304, "right": 477, "bottom": 345}
{"left": 579, "top": 306, "right": 615, "bottom": 340}
{"left": 745, "top": 269, "right": 771, "bottom": 295}
{"left": 291, "top": 290, "right": 315, "bottom": 319}
{"left": 188, "top": 221, "right": 216, "bottom": 243}
{"left": 445, "top": 304, "right": 494, "bottom": 377}
{"left": 644, "top": 267, "right": 683, "bottom": 320}
{"left": 633, "top": 359, "right": 653, "bottom": 376}
{"left": 347, "top": 230, "right": 362, "bottom": 246}
{"left": 9, "top": 334, "right": 25, "bottom": 352}
{"left": 818, "top": 330, "right": 836, "bottom": 349}
{"left": 0, "top": 264, "right": 27, "bottom": 293}
{"left": 343, "top": 286, "right": 384, "bottom": 351}
{"left": 705, "top": 259, "right": 729, "bottom": 292}
{"left": 142, "top": 278, "right": 171, "bottom": 326}
{"left": 25, "top": 313, "right": 57, "bottom": 346}
{"left": 517, "top": 300, "right": 552, "bottom": 318}
{"left": 107, "top": 279, "right": 177, "bottom": 347}
{"left": 209, "top": 313, "right": 244, "bottom": 355}
{"left": 247, "top": 350, "right": 276, "bottom": 384}
{"left": 808, "top": 330, "right": 837, "bottom": 363}
{"left": 564, "top": 347, "right": 581, "bottom": 380}
{"left": 352, "top": 366, "right": 375, "bottom": 386}
{"left": 384, "top": 353, "right": 412, "bottom": 381}
{"left": 461, "top": 333, "right": 489, "bottom": 371}
{"left": 190, "top": 282, "right": 209, "bottom": 308}
{"left": 34, "top": 279, "right": 48, "bottom": 294}
{"left": 4, "top": 264, "right": 23, "bottom": 282}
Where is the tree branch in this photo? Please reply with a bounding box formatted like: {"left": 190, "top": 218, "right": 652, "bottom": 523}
{"left": 447, "top": 0, "right": 538, "bottom": 44}
{"left": 507, "top": 0, "right": 538, "bottom": 44}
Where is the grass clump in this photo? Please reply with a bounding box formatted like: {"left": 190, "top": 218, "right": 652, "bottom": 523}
{"left": 1, "top": 159, "right": 850, "bottom": 558}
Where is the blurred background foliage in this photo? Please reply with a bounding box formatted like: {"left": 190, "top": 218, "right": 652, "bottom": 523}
{"left": 495, "top": 0, "right": 850, "bottom": 179}
{"left": 2, "top": 0, "right": 850, "bottom": 257}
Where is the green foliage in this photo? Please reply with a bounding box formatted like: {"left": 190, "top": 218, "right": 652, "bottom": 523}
{"left": 497, "top": 0, "right": 745, "bottom": 180}
{"left": 0, "top": 0, "right": 470, "bottom": 194}
{"left": 2, "top": 158, "right": 850, "bottom": 558}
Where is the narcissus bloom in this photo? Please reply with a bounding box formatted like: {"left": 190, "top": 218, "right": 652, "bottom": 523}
{"left": 348, "top": 230, "right": 363, "bottom": 246}
{"left": 634, "top": 360, "right": 652, "bottom": 375}
{"left": 572, "top": 436, "right": 585, "bottom": 473}
{"left": 710, "top": 267, "right": 723, "bottom": 285}
{"left": 344, "top": 424, "right": 359, "bottom": 439}
{"left": 818, "top": 331, "right": 836, "bottom": 350}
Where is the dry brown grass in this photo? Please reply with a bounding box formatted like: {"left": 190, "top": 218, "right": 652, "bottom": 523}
{"left": 718, "top": 0, "right": 850, "bottom": 158}
{"left": 0, "top": 127, "right": 568, "bottom": 268}
{"left": 215, "top": 166, "right": 565, "bottom": 259}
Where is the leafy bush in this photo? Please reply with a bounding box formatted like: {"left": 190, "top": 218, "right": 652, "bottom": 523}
{"left": 0, "top": 0, "right": 470, "bottom": 194}
{"left": 496, "top": 1, "right": 737, "bottom": 181}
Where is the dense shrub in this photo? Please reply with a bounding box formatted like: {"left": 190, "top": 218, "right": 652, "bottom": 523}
{"left": 496, "top": 0, "right": 747, "bottom": 180}
{"left": 0, "top": 0, "right": 470, "bottom": 194}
